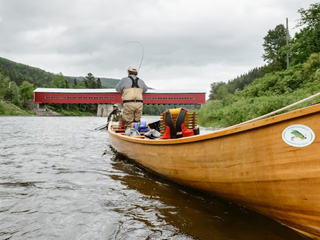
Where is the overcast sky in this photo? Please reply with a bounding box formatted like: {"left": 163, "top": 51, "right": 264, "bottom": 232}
{"left": 0, "top": 0, "right": 316, "bottom": 95}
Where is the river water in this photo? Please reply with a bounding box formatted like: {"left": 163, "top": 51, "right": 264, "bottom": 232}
{"left": 0, "top": 116, "right": 311, "bottom": 240}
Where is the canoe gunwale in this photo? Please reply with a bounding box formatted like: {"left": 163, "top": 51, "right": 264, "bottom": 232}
{"left": 108, "top": 103, "right": 320, "bottom": 145}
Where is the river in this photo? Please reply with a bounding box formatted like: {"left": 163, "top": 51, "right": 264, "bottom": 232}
{"left": 0, "top": 116, "right": 311, "bottom": 240}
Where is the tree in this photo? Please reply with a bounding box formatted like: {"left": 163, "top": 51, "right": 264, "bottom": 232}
{"left": 286, "top": 3, "right": 320, "bottom": 65}
{"left": 297, "top": 3, "right": 320, "bottom": 29}
{"left": 262, "top": 24, "right": 288, "bottom": 71}
{"left": 19, "top": 81, "right": 34, "bottom": 107}
{"left": 209, "top": 82, "right": 224, "bottom": 100}
{"left": 85, "top": 73, "right": 96, "bottom": 88}
{"left": 51, "top": 73, "right": 67, "bottom": 88}
{"left": 216, "top": 84, "right": 229, "bottom": 100}
{"left": 97, "top": 78, "right": 101, "bottom": 88}
{"left": 8, "top": 81, "right": 19, "bottom": 104}
{"left": 0, "top": 73, "right": 10, "bottom": 99}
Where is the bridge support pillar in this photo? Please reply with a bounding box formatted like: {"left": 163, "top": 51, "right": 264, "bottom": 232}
{"left": 37, "top": 103, "right": 47, "bottom": 112}
{"left": 97, "top": 104, "right": 111, "bottom": 117}
{"left": 97, "top": 104, "right": 123, "bottom": 117}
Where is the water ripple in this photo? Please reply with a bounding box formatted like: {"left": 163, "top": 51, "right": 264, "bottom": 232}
{"left": 0, "top": 116, "right": 311, "bottom": 240}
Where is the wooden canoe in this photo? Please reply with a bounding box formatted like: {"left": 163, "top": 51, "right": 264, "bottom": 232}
{"left": 108, "top": 103, "right": 320, "bottom": 239}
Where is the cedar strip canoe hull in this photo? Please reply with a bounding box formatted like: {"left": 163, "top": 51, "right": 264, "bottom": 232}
{"left": 108, "top": 104, "right": 320, "bottom": 239}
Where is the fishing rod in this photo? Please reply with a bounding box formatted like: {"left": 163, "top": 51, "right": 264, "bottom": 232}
{"left": 117, "top": 41, "right": 144, "bottom": 71}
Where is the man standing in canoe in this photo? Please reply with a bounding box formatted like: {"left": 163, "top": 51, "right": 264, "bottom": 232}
{"left": 116, "top": 66, "right": 148, "bottom": 128}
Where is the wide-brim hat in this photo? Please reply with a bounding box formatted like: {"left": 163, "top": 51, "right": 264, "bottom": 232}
{"left": 128, "top": 66, "right": 138, "bottom": 73}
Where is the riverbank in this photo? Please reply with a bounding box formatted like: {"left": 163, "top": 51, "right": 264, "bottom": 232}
{"left": 0, "top": 100, "right": 34, "bottom": 116}
{"left": 0, "top": 100, "right": 60, "bottom": 116}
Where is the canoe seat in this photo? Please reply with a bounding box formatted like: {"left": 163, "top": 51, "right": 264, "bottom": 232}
{"left": 160, "top": 108, "right": 198, "bottom": 137}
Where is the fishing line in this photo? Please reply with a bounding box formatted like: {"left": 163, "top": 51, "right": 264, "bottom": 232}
{"left": 116, "top": 41, "right": 144, "bottom": 71}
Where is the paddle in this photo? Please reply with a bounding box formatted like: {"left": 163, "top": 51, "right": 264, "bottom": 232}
{"left": 95, "top": 124, "right": 108, "bottom": 130}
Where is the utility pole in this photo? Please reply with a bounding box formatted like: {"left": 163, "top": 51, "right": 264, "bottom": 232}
{"left": 286, "top": 17, "right": 290, "bottom": 69}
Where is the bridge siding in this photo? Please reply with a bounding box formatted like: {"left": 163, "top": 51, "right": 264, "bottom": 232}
{"left": 34, "top": 91, "right": 206, "bottom": 105}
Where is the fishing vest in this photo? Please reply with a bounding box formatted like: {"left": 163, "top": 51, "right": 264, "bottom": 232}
{"left": 108, "top": 110, "right": 120, "bottom": 122}
{"left": 131, "top": 121, "right": 150, "bottom": 133}
{"left": 122, "top": 76, "right": 143, "bottom": 103}
{"left": 161, "top": 108, "right": 194, "bottom": 139}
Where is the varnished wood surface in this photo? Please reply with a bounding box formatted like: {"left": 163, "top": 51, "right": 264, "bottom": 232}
{"left": 108, "top": 104, "right": 320, "bottom": 239}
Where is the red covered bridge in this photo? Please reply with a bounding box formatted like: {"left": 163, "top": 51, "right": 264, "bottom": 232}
{"left": 34, "top": 88, "right": 206, "bottom": 116}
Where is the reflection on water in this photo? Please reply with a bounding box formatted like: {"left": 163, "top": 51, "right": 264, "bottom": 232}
{"left": 109, "top": 152, "right": 310, "bottom": 240}
{"left": 0, "top": 116, "right": 310, "bottom": 240}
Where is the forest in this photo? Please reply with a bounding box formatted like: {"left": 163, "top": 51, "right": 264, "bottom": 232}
{"left": 0, "top": 3, "right": 319, "bottom": 120}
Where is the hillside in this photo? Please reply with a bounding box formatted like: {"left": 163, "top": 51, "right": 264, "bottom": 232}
{"left": 199, "top": 3, "right": 320, "bottom": 127}
{"left": 0, "top": 57, "right": 119, "bottom": 89}
{"left": 198, "top": 53, "right": 320, "bottom": 127}
{"left": 0, "top": 57, "right": 54, "bottom": 87}
{"left": 0, "top": 99, "right": 34, "bottom": 116}
{"left": 65, "top": 76, "right": 119, "bottom": 88}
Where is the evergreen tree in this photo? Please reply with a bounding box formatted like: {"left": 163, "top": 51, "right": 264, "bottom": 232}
{"left": 85, "top": 73, "right": 96, "bottom": 88}
{"left": 97, "top": 78, "right": 101, "bottom": 88}
{"left": 262, "top": 24, "right": 288, "bottom": 72}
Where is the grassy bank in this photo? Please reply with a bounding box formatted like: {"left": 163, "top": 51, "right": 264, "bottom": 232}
{"left": 0, "top": 100, "right": 34, "bottom": 116}
{"left": 46, "top": 105, "right": 96, "bottom": 116}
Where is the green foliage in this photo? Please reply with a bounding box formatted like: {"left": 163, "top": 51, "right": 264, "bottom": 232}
{"left": 302, "top": 53, "right": 320, "bottom": 79}
{"left": 209, "top": 67, "right": 265, "bottom": 100}
{"left": 64, "top": 76, "right": 119, "bottom": 88}
{"left": 19, "top": 81, "right": 34, "bottom": 107}
{"left": 50, "top": 73, "right": 67, "bottom": 88}
{"left": 0, "top": 56, "right": 119, "bottom": 90}
{"left": 0, "top": 73, "right": 11, "bottom": 100}
{"left": 297, "top": 3, "right": 320, "bottom": 29}
{"left": 97, "top": 78, "right": 102, "bottom": 88}
{"left": 84, "top": 73, "right": 95, "bottom": 88}
{"left": 286, "top": 3, "right": 320, "bottom": 65}
{"left": 216, "top": 84, "right": 229, "bottom": 100}
{"left": 47, "top": 104, "right": 97, "bottom": 116}
{"left": 262, "top": 24, "right": 288, "bottom": 71}
{"left": 203, "top": 3, "right": 320, "bottom": 127}
{"left": 0, "top": 56, "right": 121, "bottom": 115}
{"left": 0, "top": 57, "right": 54, "bottom": 87}
{"left": 143, "top": 105, "right": 166, "bottom": 115}
{"left": 8, "top": 81, "right": 19, "bottom": 105}
{"left": 0, "top": 99, "right": 33, "bottom": 116}
{"left": 199, "top": 53, "right": 320, "bottom": 127}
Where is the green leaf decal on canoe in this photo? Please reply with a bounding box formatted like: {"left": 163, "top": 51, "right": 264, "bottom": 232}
{"left": 291, "top": 130, "right": 306, "bottom": 140}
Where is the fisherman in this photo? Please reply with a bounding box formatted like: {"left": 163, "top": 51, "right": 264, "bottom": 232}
{"left": 116, "top": 66, "right": 148, "bottom": 128}
{"left": 107, "top": 104, "right": 120, "bottom": 122}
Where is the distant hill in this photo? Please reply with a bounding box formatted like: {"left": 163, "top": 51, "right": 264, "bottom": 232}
{"left": 0, "top": 57, "right": 54, "bottom": 87}
{"left": 0, "top": 56, "right": 119, "bottom": 88}
{"left": 65, "top": 76, "right": 119, "bottom": 88}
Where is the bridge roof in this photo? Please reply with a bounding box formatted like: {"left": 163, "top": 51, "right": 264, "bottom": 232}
{"left": 34, "top": 88, "right": 206, "bottom": 94}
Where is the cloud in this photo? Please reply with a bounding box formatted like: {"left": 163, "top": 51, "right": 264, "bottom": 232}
{"left": 0, "top": 0, "right": 316, "bottom": 96}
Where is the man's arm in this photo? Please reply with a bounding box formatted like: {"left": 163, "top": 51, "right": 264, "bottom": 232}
{"left": 139, "top": 80, "right": 148, "bottom": 93}
{"left": 116, "top": 78, "right": 125, "bottom": 92}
